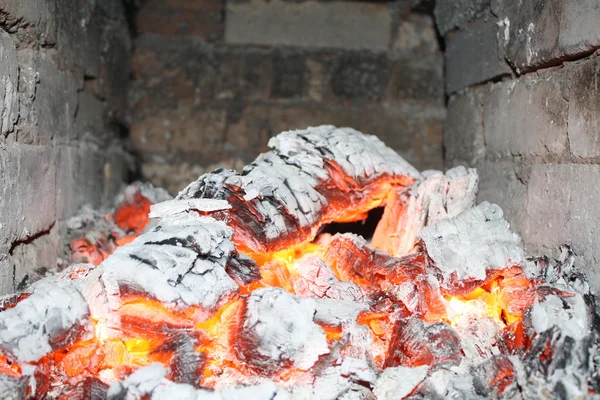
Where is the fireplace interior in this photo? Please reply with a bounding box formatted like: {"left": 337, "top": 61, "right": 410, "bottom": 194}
{"left": 0, "top": 1, "right": 599, "bottom": 399}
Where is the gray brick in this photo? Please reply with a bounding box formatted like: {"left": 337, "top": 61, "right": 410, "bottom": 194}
{"left": 55, "top": 143, "right": 105, "bottom": 222}
{"left": 0, "top": 251, "right": 13, "bottom": 295}
{"left": 0, "top": 0, "right": 56, "bottom": 43}
{"left": 501, "top": 0, "right": 600, "bottom": 72}
{"left": 331, "top": 53, "right": 392, "bottom": 101}
{"left": 445, "top": 15, "right": 512, "bottom": 93}
{"left": 483, "top": 73, "right": 568, "bottom": 157}
{"left": 476, "top": 159, "right": 528, "bottom": 235}
{"left": 435, "top": 0, "right": 490, "bottom": 35}
{"left": 32, "top": 55, "right": 79, "bottom": 145}
{"left": 225, "top": 0, "right": 392, "bottom": 51}
{"left": 0, "top": 29, "right": 19, "bottom": 137}
{"left": 443, "top": 89, "right": 485, "bottom": 168}
{"left": 568, "top": 57, "right": 600, "bottom": 158}
{"left": 522, "top": 164, "right": 600, "bottom": 296}
{"left": 0, "top": 143, "right": 56, "bottom": 249}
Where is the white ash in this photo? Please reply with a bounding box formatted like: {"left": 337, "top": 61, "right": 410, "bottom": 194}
{"left": 240, "top": 288, "right": 329, "bottom": 371}
{"left": 178, "top": 126, "right": 419, "bottom": 253}
{"left": 420, "top": 202, "right": 524, "bottom": 282}
{"left": 313, "top": 298, "right": 368, "bottom": 326}
{"left": 339, "top": 357, "right": 377, "bottom": 384}
{"left": 293, "top": 256, "right": 366, "bottom": 302}
{"left": 372, "top": 166, "right": 477, "bottom": 257}
{"left": 452, "top": 316, "right": 501, "bottom": 366}
{"left": 270, "top": 126, "right": 419, "bottom": 183}
{"left": 149, "top": 198, "right": 232, "bottom": 219}
{"left": 416, "top": 367, "right": 485, "bottom": 399}
{"left": 373, "top": 365, "right": 428, "bottom": 400}
{"left": 88, "top": 216, "right": 239, "bottom": 327}
{"left": 114, "top": 180, "right": 172, "bottom": 206}
{"left": 530, "top": 293, "right": 590, "bottom": 341}
{"left": 0, "top": 280, "right": 91, "bottom": 362}
{"left": 107, "top": 363, "right": 290, "bottom": 400}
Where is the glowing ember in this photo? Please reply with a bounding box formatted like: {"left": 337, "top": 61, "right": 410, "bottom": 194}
{"left": 0, "top": 126, "right": 597, "bottom": 399}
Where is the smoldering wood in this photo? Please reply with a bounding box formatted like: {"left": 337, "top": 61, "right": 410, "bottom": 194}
{"left": 420, "top": 201, "right": 524, "bottom": 284}
{"left": 237, "top": 288, "right": 329, "bottom": 373}
{"left": 0, "top": 280, "right": 91, "bottom": 363}
{"left": 372, "top": 365, "right": 428, "bottom": 400}
{"left": 107, "top": 363, "right": 289, "bottom": 400}
{"left": 86, "top": 215, "right": 241, "bottom": 328}
{"left": 177, "top": 126, "right": 419, "bottom": 254}
{"left": 371, "top": 166, "right": 478, "bottom": 257}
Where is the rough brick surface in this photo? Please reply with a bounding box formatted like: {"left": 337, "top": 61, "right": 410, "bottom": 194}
{"left": 476, "top": 159, "right": 528, "bottom": 235}
{"left": 0, "top": 144, "right": 57, "bottom": 250}
{"left": 568, "top": 56, "right": 600, "bottom": 158}
{"left": 0, "top": 29, "right": 18, "bottom": 136}
{"left": 522, "top": 164, "right": 600, "bottom": 295}
{"left": 225, "top": 0, "right": 391, "bottom": 51}
{"left": 129, "top": 32, "right": 445, "bottom": 175}
{"left": 443, "top": 89, "right": 485, "bottom": 168}
{"left": 445, "top": 15, "right": 512, "bottom": 93}
{"left": 435, "top": 0, "right": 490, "bottom": 35}
{"left": 501, "top": 0, "right": 600, "bottom": 72}
{"left": 483, "top": 73, "right": 568, "bottom": 157}
{"left": 0, "top": 0, "right": 132, "bottom": 295}
{"left": 330, "top": 54, "right": 392, "bottom": 100}
{"left": 136, "top": 0, "right": 224, "bottom": 41}
{"left": 440, "top": 0, "right": 600, "bottom": 299}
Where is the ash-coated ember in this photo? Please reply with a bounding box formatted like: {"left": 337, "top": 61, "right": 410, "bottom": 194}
{"left": 0, "top": 125, "right": 598, "bottom": 399}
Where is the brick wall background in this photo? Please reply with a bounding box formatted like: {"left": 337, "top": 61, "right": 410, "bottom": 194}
{"left": 128, "top": 0, "right": 446, "bottom": 194}
{"left": 0, "top": 1, "right": 133, "bottom": 294}
{"left": 436, "top": 0, "right": 600, "bottom": 296}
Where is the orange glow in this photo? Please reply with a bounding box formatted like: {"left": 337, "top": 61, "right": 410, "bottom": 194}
{"left": 19, "top": 168, "right": 547, "bottom": 396}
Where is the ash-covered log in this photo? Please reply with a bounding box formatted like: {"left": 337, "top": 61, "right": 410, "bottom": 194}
{"left": 107, "top": 363, "right": 289, "bottom": 400}
{"left": 236, "top": 288, "right": 329, "bottom": 373}
{"left": 0, "top": 280, "right": 91, "bottom": 363}
{"left": 177, "top": 126, "right": 419, "bottom": 254}
{"left": 420, "top": 202, "right": 524, "bottom": 292}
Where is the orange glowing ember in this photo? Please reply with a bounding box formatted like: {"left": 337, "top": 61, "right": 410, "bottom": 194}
{"left": 4, "top": 127, "right": 588, "bottom": 400}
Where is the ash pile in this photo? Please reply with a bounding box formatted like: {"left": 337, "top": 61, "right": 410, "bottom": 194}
{"left": 0, "top": 126, "right": 598, "bottom": 400}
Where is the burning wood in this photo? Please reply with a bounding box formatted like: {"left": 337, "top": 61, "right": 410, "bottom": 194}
{"left": 0, "top": 126, "right": 597, "bottom": 399}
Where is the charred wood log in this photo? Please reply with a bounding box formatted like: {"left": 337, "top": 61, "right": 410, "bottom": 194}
{"left": 372, "top": 166, "right": 478, "bottom": 257}
{"left": 178, "top": 126, "right": 419, "bottom": 254}
{"left": 0, "top": 280, "right": 91, "bottom": 363}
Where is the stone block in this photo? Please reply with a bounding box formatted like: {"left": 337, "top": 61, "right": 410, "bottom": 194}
{"left": 445, "top": 14, "right": 512, "bottom": 94}
{"left": 97, "top": 20, "right": 131, "bottom": 116}
{"left": 393, "top": 13, "right": 439, "bottom": 55}
{"left": 0, "top": 29, "right": 19, "bottom": 138}
{"left": 271, "top": 51, "right": 306, "bottom": 99}
{"left": 0, "top": 0, "right": 56, "bottom": 44}
{"left": 522, "top": 164, "right": 600, "bottom": 296}
{"left": 330, "top": 53, "right": 392, "bottom": 100}
{"left": 225, "top": 0, "right": 392, "bottom": 51}
{"left": 34, "top": 56, "right": 79, "bottom": 145}
{"left": 476, "top": 159, "right": 528, "bottom": 235}
{"left": 568, "top": 57, "right": 600, "bottom": 158}
{"left": 443, "top": 89, "right": 485, "bottom": 168}
{"left": 129, "top": 105, "right": 227, "bottom": 164}
{"left": 136, "top": 0, "right": 224, "bottom": 41}
{"left": 55, "top": 143, "right": 105, "bottom": 222}
{"left": 501, "top": 0, "right": 600, "bottom": 72}
{"left": 0, "top": 251, "right": 13, "bottom": 295}
{"left": 435, "top": 0, "right": 490, "bottom": 35}
{"left": 11, "top": 227, "right": 59, "bottom": 290}
{"left": 483, "top": 72, "right": 568, "bottom": 157}
{"left": 0, "top": 143, "right": 56, "bottom": 249}
{"left": 386, "top": 54, "right": 444, "bottom": 103}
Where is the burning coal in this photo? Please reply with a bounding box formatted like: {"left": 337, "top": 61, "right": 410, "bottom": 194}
{"left": 0, "top": 126, "right": 598, "bottom": 399}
